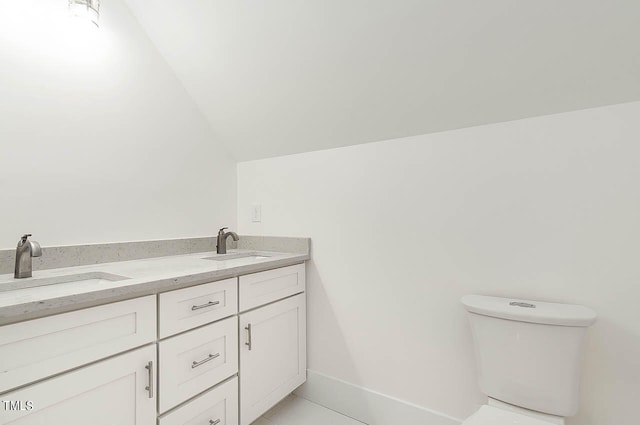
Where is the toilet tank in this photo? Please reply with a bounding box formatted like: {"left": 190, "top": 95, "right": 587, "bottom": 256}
{"left": 461, "top": 295, "right": 596, "bottom": 417}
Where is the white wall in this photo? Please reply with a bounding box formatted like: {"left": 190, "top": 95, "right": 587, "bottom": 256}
{"left": 0, "top": 0, "right": 236, "bottom": 249}
{"left": 121, "top": 0, "right": 640, "bottom": 162}
{"left": 238, "top": 102, "right": 640, "bottom": 425}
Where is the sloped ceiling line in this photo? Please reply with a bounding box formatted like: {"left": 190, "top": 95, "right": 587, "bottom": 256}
{"left": 124, "top": 0, "right": 640, "bottom": 161}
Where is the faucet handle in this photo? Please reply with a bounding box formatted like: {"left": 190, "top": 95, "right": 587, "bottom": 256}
{"left": 218, "top": 227, "right": 228, "bottom": 235}
{"left": 18, "top": 234, "right": 32, "bottom": 246}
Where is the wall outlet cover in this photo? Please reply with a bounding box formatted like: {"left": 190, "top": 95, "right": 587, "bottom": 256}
{"left": 251, "top": 205, "right": 262, "bottom": 222}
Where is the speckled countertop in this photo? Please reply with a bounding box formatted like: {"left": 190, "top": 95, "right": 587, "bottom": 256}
{"left": 0, "top": 249, "right": 308, "bottom": 325}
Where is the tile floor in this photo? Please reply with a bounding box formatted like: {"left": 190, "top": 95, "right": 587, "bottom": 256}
{"left": 252, "top": 394, "right": 366, "bottom": 425}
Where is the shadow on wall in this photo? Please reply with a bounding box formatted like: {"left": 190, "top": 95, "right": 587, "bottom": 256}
{"left": 294, "top": 258, "right": 372, "bottom": 417}
{"left": 572, "top": 316, "right": 639, "bottom": 425}
{"left": 294, "top": 256, "right": 467, "bottom": 425}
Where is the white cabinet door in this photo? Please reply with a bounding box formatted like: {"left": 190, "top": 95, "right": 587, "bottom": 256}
{"left": 239, "top": 293, "right": 306, "bottom": 425}
{"left": 0, "top": 345, "right": 156, "bottom": 425}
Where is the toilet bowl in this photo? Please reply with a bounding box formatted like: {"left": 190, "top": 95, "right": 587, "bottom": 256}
{"left": 464, "top": 405, "right": 556, "bottom": 425}
{"left": 463, "top": 398, "right": 564, "bottom": 425}
{"left": 461, "top": 295, "right": 596, "bottom": 425}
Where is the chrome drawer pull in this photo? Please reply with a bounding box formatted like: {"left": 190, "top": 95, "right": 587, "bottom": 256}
{"left": 192, "top": 301, "right": 220, "bottom": 311}
{"left": 209, "top": 420, "right": 221, "bottom": 425}
{"left": 245, "top": 323, "right": 252, "bottom": 351}
{"left": 509, "top": 301, "right": 536, "bottom": 308}
{"left": 145, "top": 361, "right": 153, "bottom": 399}
{"left": 192, "top": 353, "right": 220, "bottom": 368}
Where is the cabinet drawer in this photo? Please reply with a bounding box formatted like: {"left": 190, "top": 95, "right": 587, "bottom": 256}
{"left": 159, "top": 316, "right": 238, "bottom": 412}
{"left": 159, "top": 278, "right": 237, "bottom": 338}
{"left": 239, "top": 263, "right": 305, "bottom": 312}
{"left": 159, "top": 377, "right": 238, "bottom": 425}
{"left": 0, "top": 295, "right": 156, "bottom": 394}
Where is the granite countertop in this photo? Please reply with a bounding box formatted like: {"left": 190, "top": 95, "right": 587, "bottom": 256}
{"left": 0, "top": 249, "right": 309, "bottom": 325}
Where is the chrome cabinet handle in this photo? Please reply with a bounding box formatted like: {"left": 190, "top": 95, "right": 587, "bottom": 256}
{"left": 192, "top": 301, "right": 220, "bottom": 311}
{"left": 209, "top": 420, "right": 221, "bottom": 425}
{"left": 192, "top": 353, "right": 220, "bottom": 368}
{"left": 509, "top": 301, "right": 536, "bottom": 308}
{"left": 245, "top": 323, "right": 252, "bottom": 350}
{"left": 145, "top": 361, "right": 153, "bottom": 399}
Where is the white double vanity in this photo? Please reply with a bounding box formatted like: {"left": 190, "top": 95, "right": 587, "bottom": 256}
{"left": 0, "top": 241, "right": 308, "bottom": 425}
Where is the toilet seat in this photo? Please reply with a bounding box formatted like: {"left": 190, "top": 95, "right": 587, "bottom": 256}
{"left": 463, "top": 406, "right": 556, "bottom": 425}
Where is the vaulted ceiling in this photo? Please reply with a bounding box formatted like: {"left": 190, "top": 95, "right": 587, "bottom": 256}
{"left": 123, "top": 0, "right": 640, "bottom": 161}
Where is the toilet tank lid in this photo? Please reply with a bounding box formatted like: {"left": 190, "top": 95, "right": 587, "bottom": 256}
{"left": 461, "top": 294, "right": 597, "bottom": 327}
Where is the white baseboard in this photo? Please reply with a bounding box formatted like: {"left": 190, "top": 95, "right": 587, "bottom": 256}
{"left": 294, "top": 370, "right": 463, "bottom": 425}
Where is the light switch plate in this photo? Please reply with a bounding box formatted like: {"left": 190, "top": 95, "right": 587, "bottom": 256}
{"left": 251, "top": 205, "right": 262, "bottom": 222}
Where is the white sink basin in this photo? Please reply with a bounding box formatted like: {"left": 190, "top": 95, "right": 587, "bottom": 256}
{"left": 0, "top": 272, "right": 130, "bottom": 292}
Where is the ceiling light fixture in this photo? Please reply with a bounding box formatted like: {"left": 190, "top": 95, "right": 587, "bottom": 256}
{"left": 69, "top": 0, "right": 100, "bottom": 27}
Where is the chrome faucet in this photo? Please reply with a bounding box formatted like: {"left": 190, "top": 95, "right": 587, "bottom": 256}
{"left": 216, "top": 227, "right": 239, "bottom": 254}
{"left": 14, "top": 234, "right": 42, "bottom": 278}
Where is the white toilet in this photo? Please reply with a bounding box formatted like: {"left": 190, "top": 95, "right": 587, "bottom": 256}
{"left": 461, "top": 294, "right": 597, "bottom": 425}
